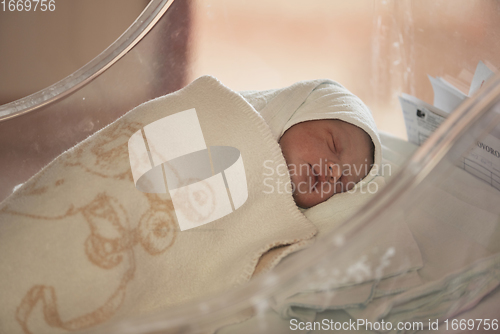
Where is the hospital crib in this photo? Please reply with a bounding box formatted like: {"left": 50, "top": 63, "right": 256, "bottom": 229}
{"left": 1, "top": 0, "right": 499, "bottom": 333}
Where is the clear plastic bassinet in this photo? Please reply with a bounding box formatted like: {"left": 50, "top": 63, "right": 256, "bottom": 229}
{"left": 1, "top": 1, "right": 500, "bottom": 333}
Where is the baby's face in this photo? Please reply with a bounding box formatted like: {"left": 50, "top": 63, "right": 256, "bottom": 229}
{"left": 279, "top": 119, "right": 374, "bottom": 208}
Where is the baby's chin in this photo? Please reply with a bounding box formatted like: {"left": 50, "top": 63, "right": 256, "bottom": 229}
{"left": 293, "top": 192, "right": 330, "bottom": 209}
{"left": 291, "top": 178, "right": 335, "bottom": 208}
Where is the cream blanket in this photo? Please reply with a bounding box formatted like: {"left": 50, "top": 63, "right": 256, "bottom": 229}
{"left": 0, "top": 76, "right": 318, "bottom": 334}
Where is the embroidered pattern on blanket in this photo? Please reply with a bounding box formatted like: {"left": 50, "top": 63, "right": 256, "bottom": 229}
{"left": 64, "top": 121, "right": 140, "bottom": 180}
{"left": 1, "top": 120, "right": 178, "bottom": 334}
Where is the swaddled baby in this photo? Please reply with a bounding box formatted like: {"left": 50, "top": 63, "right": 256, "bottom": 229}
{"left": 241, "top": 80, "right": 381, "bottom": 209}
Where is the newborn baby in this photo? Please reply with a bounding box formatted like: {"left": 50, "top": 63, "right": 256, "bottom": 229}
{"left": 280, "top": 119, "right": 375, "bottom": 208}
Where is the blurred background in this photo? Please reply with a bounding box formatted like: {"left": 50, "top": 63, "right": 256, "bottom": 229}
{"left": 2, "top": 0, "right": 500, "bottom": 137}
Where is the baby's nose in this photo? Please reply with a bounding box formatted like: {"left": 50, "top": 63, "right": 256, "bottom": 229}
{"left": 326, "top": 161, "right": 341, "bottom": 184}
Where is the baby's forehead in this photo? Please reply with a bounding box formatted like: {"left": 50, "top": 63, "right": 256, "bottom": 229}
{"left": 317, "top": 119, "right": 370, "bottom": 138}
{"left": 322, "top": 118, "right": 374, "bottom": 156}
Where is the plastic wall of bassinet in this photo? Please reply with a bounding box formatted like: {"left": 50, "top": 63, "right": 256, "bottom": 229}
{"left": 0, "top": 0, "right": 191, "bottom": 203}
{"left": 2, "top": 0, "right": 500, "bottom": 333}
